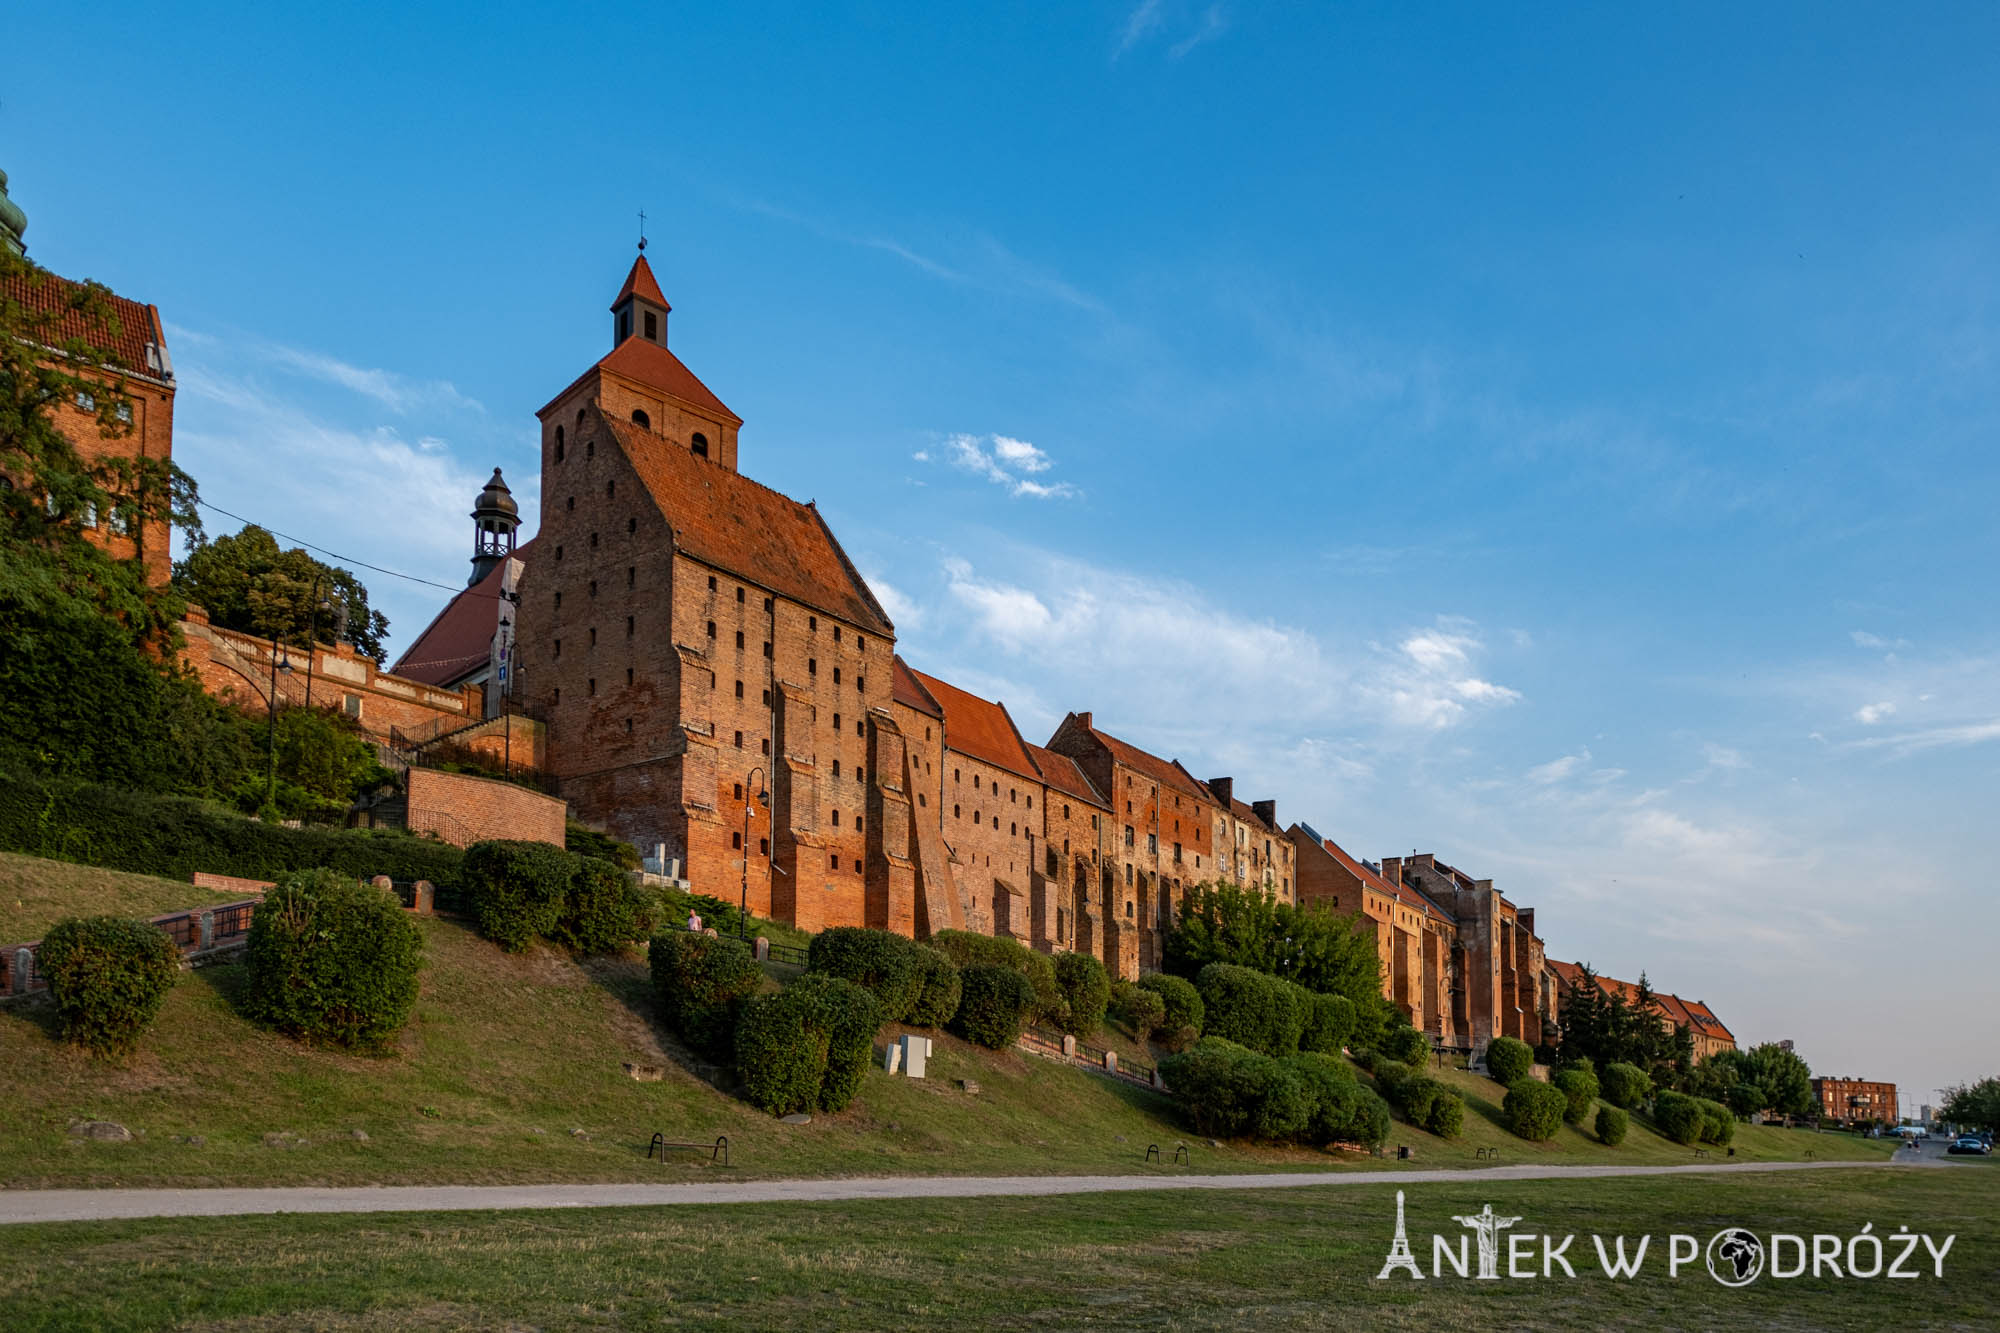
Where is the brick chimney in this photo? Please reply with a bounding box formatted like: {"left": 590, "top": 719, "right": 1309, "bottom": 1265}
{"left": 1252, "top": 798, "right": 1277, "bottom": 829}
{"left": 1379, "top": 855, "right": 1402, "bottom": 887}
{"left": 1207, "top": 776, "right": 1234, "bottom": 807}
{"left": 1075, "top": 711, "right": 1092, "bottom": 732}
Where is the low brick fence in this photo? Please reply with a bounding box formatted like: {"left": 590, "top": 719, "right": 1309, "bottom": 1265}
{"left": 2, "top": 873, "right": 443, "bottom": 1001}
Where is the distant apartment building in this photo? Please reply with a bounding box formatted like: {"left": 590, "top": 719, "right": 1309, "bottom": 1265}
{"left": 1812, "top": 1076, "right": 1898, "bottom": 1125}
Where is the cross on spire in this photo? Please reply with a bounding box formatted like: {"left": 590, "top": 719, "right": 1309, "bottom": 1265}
{"left": 637, "top": 209, "right": 648, "bottom": 251}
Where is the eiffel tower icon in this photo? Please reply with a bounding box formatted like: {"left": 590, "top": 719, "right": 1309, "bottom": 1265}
{"left": 1376, "top": 1190, "right": 1426, "bottom": 1280}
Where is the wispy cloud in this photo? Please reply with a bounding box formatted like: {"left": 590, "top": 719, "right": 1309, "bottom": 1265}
{"left": 167, "top": 324, "right": 484, "bottom": 416}
{"left": 1116, "top": 0, "right": 1231, "bottom": 62}
{"left": 1854, "top": 700, "right": 1897, "bottom": 724}
{"left": 938, "top": 432, "right": 1080, "bottom": 500}
{"left": 1169, "top": 4, "right": 1231, "bottom": 60}
{"left": 1528, "top": 750, "right": 1591, "bottom": 785}
{"left": 1850, "top": 630, "right": 1910, "bottom": 650}
{"left": 1116, "top": 0, "right": 1166, "bottom": 57}
{"left": 1845, "top": 718, "right": 2000, "bottom": 757}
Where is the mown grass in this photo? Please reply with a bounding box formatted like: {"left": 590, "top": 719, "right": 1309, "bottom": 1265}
{"left": 0, "top": 1165, "right": 1987, "bottom": 1330}
{"left": 0, "top": 850, "right": 242, "bottom": 942}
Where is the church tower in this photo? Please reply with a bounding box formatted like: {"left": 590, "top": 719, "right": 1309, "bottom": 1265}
{"left": 469, "top": 467, "right": 519, "bottom": 586}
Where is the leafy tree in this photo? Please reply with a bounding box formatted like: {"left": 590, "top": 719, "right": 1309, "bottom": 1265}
{"left": 1940, "top": 1077, "right": 2000, "bottom": 1136}
{"left": 1165, "top": 881, "right": 1389, "bottom": 1036}
{"left": 1741, "top": 1041, "right": 1814, "bottom": 1118}
{"left": 174, "top": 524, "right": 389, "bottom": 660}
{"left": 2, "top": 251, "right": 201, "bottom": 570}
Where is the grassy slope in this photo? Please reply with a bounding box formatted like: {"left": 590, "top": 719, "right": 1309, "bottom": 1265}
{"left": 0, "top": 851, "right": 242, "bottom": 942}
{"left": 1, "top": 1168, "right": 1988, "bottom": 1331}
{"left": 0, "top": 853, "right": 1891, "bottom": 1188}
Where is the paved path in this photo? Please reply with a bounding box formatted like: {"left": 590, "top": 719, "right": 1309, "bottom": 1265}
{"left": 0, "top": 1158, "right": 1915, "bottom": 1226}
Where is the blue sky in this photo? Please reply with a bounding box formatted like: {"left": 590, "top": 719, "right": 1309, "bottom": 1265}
{"left": 8, "top": 2, "right": 1996, "bottom": 1109}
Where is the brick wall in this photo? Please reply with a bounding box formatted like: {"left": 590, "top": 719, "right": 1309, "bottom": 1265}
{"left": 42, "top": 370, "right": 176, "bottom": 586}
{"left": 405, "top": 766, "right": 565, "bottom": 848}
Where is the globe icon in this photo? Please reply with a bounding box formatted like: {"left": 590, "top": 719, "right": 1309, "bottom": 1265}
{"left": 1705, "top": 1228, "right": 1765, "bottom": 1286}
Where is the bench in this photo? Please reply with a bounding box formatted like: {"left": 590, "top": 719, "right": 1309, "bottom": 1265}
{"left": 648, "top": 1133, "right": 730, "bottom": 1167}
{"left": 1475, "top": 1147, "right": 1501, "bottom": 1161}
{"left": 1144, "top": 1143, "right": 1189, "bottom": 1165}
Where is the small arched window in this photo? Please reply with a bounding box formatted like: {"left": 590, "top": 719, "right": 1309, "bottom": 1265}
{"left": 554, "top": 426, "right": 565, "bottom": 461}
{"left": 691, "top": 432, "right": 709, "bottom": 459}
{"left": 631, "top": 409, "right": 650, "bottom": 429}
{"left": 576, "top": 409, "right": 586, "bottom": 428}
{"left": 606, "top": 480, "right": 615, "bottom": 499}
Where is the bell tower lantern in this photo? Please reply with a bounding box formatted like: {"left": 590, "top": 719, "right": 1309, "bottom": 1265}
{"left": 611, "top": 243, "right": 670, "bottom": 349}
{"left": 470, "top": 467, "right": 519, "bottom": 586}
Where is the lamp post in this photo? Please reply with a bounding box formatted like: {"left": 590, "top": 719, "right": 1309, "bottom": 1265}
{"left": 739, "top": 765, "right": 768, "bottom": 939}
{"left": 264, "top": 634, "right": 294, "bottom": 812}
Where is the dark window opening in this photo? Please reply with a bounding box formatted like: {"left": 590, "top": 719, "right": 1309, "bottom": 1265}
{"left": 631, "top": 409, "right": 650, "bottom": 429}
{"left": 692, "top": 432, "right": 709, "bottom": 458}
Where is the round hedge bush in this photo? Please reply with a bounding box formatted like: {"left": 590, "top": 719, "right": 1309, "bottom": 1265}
{"left": 925, "top": 929, "right": 1062, "bottom": 1023}
{"left": 1299, "top": 991, "right": 1356, "bottom": 1054}
{"left": 952, "top": 964, "right": 1035, "bottom": 1049}
{"left": 1378, "top": 1023, "right": 1431, "bottom": 1066}
{"left": 1652, "top": 1090, "right": 1705, "bottom": 1145}
{"left": 1596, "top": 1104, "right": 1629, "bottom": 1146}
{"left": 1369, "top": 1058, "right": 1416, "bottom": 1102}
{"left": 1423, "top": 1084, "right": 1465, "bottom": 1138}
{"left": 242, "top": 869, "right": 424, "bottom": 1050}
{"left": 1698, "top": 1097, "right": 1736, "bottom": 1146}
{"left": 1484, "top": 1035, "right": 1534, "bottom": 1085}
{"left": 1053, "top": 951, "right": 1111, "bottom": 1038}
{"left": 1160, "top": 1037, "right": 1307, "bottom": 1140}
{"left": 1195, "top": 962, "right": 1305, "bottom": 1057}
{"left": 551, "top": 856, "right": 647, "bottom": 955}
{"left": 37, "top": 915, "right": 180, "bottom": 1058}
{"left": 1136, "top": 973, "right": 1203, "bottom": 1049}
{"left": 905, "top": 948, "right": 962, "bottom": 1029}
{"left": 808, "top": 926, "right": 922, "bottom": 1021}
{"left": 788, "top": 973, "right": 882, "bottom": 1112}
{"left": 735, "top": 989, "right": 832, "bottom": 1116}
{"left": 650, "top": 931, "right": 762, "bottom": 1061}
{"left": 1600, "top": 1061, "right": 1653, "bottom": 1109}
{"left": 1118, "top": 985, "right": 1167, "bottom": 1042}
{"left": 462, "top": 839, "right": 575, "bottom": 952}
{"left": 1504, "top": 1078, "right": 1568, "bottom": 1141}
{"left": 1554, "top": 1065, "right": 1600, "bottom": 1124}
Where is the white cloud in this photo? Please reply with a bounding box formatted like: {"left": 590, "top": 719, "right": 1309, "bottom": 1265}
{"left": 1169, "top": 4, "right": 1230, "bottom": 60}
{"left": 1854, "top": 701, "right": 1897, "bottom": 724}
{"left": 1527, "top": 751, "right": 1590, "bottom": 785}
{"left": 1115, "top": 0, "right": 1166, "bottom": 57}
{"left": 1845, "top": 718, "right": 2000, "bottom": 757}
{"left": 1702, "top": 742, "right": 1749, "bottom": 770}
{"left": 1850, "top": 630, "right": 1910, "bottom": 650}
{"left": 864, "top": 573, "right": 924, "bottom": 631}
{"left": 911, "top": 449, "right": 930, "bottom": 463}
{"left": 938, "top": 432, "right": 1079, "bottom": 500}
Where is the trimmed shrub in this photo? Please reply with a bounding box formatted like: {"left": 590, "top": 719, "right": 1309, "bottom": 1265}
{"left": 37, "top": 915, "right": 180, "bottom": 1058}
{"left": 1554, "top": 1065, "right": 1600, "bottom": 1125}
{"left": 1160, "top": 1037, "right": 1308, "bottom": 1141}
{"left": 925, "top": 929, "right": 1061, "bottom": 1023}
{"left": 650, "top": 931, "right": 761, "bottom": 1061}
{"left": 1136, "top": 973, "right": 1203, "bottom": 1049}
{"left": 565, "top": 818, "right": 641, "bottom": 870}
{"left": 1118, "top": 985, "right": 1167, "bottom": 1044}
{"left": 1423, "top": 1085, "right": 1465, "bottom": 1138}
{"left": 551, "top": 856, "right": 646, "bottom": 954}
{"left": 1725, "top": 1081, "right": 1764, "bottom": 1119}
{"left": 735, "top": 989, "right": 831, "bottom": 1117}
{"left": 952, "top": 964, "right": 1035, "bottom": 1049}
{"left": 1698, "top": 1098, "right": 1736, "bottom": 1147}
{"left": 1652, "top": 1090, "right": 1705, "bottom": 1145}
{"left": 0, "top": 770, "right": 465, "bottom": 888}
{"left": 1504, "top": 1078, "right": 1568, "bottom": 1141}
{"left": 1369, "top": 1058, "right": 1416, "bottom": 1101}
{"left": 241, "top": 869, "right": 424, "bottom": 1050}
{"left": 1351, "top": 1087, "right": 1393, "bottom": 1147}
{"left": 1196, "top": 963, "right": 1305, "bottom": 1057}
{"left": 905, "top": 948, "right": 962, "bottom": 1029}
{"left": 789, "top": 973, "right": 881, "bottom": 1112}
{"left": 1485, "top": 1035, "right": 1533, "bottom": 1085}
{"left": 1378, "top": 1022, "right": 1430, "bottom": 1066}
{"left": 1596, "top": 1105, "right": 1629, "bottom": 1146}
{"left": 461, "top": 839, "right": 573, "bottom": 952}
{"left": 1600, "top": 1061, "right": 1653, "bottom": 1110}
{"left": 1053, "top": 951, "right": 1111, "bottom": 1038}
{"left": 1299, "top": 991, "right": 1356, "bottom": 1055}
{"left": 808, "top": 926, "right": 923, "bottom": 1022}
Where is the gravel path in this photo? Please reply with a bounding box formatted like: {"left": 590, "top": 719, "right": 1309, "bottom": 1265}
{"left": 0, "top": 1157, "right": 1914, "bottom": 1226}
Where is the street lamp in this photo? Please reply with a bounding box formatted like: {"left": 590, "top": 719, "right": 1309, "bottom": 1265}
{"left": 739, "top": 765, "right": 768, "bottom": 938}
{"left": 264, "top": 634, "right": 295, "bottom": 811}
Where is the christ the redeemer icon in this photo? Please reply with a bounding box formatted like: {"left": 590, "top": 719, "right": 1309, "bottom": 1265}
{"left": 1452, "top": 1203, "right": 1524, "bottom": 1279}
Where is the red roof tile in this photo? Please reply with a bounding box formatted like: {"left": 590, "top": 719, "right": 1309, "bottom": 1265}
{"left": 604, "top": 414, "right": 892, "bottom": 637}
{"left": 1026, "top": 742, "right": 1108, "bottom": 809}
{"left": 891, "top": 655, "right": 941, "bottom": 718}
{"left": 1319, "top": 833, "right": 1450, "bottom": 922}
{"left": 1084, "top": 723, "right": 1212, "bottom": 804}
{"left": 612, "top": 254, "right": 669, "bottom": 310}
{"left": 392, "top": 539, "right": 535, "bottom": 687}
{"left": 1551, "top": 961, "right": 1732, "bottom": 1040}
{"left": 598, "top": 336, "right": 738, "bottom": 422}
{"left": 2, "top": 267, "right": 168, "bottom": 382}
{"left": 906, "top": 667, "right": 1040, "bottom": 784}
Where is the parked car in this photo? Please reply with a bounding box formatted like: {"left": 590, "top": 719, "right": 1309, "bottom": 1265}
{"left": 1946, "top": 1136, "right": 1991, "bottom": 1155}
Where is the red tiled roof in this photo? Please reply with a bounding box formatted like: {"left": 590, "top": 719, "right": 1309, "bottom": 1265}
{"left": 906, "top": 667, "right": 1040, "bottom": 784}
{"left": 539, "top": 335, "right": 740, "bottom": 425}
{"left": 612, "top": 254, "right": 669, "bottom": 310}
{"left": 1320, "top": 833, "right": 1450, "bottom": 922}
{"left": 1551, "top": 961, "right": 1733, "bottom": 1041}
{"left": 604, "top": 414, "right": 892, "bottom": 637}
{"left": 1678, "top": 998, "right": 1735, "bottom": 1041}
{"left": 2, "top": 267, "right": 167, "bottom": 382}
{"left": 1086, "top": 724, "right": 1211, "bottom": 803}
{"left": 392, "top": 539, "right": 536, "bottom": 687}
{"left": 1026, "top": 742, "right": 1108, "bottom": 809}
{"left": 891, "top": 655, "right": 941, "bottom": 718}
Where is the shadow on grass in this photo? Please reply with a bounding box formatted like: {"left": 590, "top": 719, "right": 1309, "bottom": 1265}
{"left": 577, "top": 950, "right": 747, "bottom": 1104}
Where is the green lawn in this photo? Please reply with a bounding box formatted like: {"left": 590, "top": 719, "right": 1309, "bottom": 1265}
{"left": 0, "top": 850, "right": 243, "bottom": 942}
{"left": 0, "top": 1166, "right": 1987, "bottom": 1330}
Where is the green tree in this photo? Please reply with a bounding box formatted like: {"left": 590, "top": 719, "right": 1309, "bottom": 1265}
{"left": 174, "top": 524, "right": 389, "bottom": 660}
{"left": 1940, "top": 1077, "right": 2000, "bottom": 1136}
{"left": 1164, "top": 881, "right": 1388, "bottom": 1034}
{"left": 1742, "top": 1041, "right": 1814, "bottom": 1118}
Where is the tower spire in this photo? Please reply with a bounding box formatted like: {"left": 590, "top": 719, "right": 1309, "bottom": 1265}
{"left": 611, "top": 246, "right": 670, "bottom": 349}
{"left": 470, "top": 468, "right": 519, "bottom": 586}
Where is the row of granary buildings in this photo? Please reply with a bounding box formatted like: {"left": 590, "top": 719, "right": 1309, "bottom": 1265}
{"left": 1, "top": 183, "right": 1737, "bottom": 1059}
